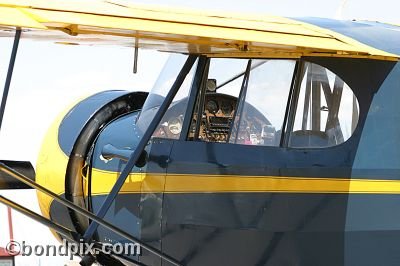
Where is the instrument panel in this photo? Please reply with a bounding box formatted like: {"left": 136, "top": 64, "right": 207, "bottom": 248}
{"left": 199, "top": 93, "right": 236, "bottom": 142}
{"left": 155, "top": 92, "right": 275, "bottom": 145}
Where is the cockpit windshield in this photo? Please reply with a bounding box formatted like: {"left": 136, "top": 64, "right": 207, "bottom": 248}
{"left": 135, "top": 54, "right": 197, "bottom": 136}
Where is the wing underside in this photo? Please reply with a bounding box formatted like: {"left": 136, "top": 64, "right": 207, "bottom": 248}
{"left": 0, "top": 0, "right": 398, "bottom": 60}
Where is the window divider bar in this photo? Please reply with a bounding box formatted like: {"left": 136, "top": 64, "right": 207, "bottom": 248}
{"left": 226, "top": 59, "right": 252, "bottom": 143}
{"left": 280, "top": 60, "right": 300, "bottom": 147}
{"left": 283, "top": 60, "right": 305, "bottom": 147}
{"left": 193, "top": 60, "right": 210, "bottom": 140}
{"left": 181, "top": 56, "right": 207, "bottom": 141}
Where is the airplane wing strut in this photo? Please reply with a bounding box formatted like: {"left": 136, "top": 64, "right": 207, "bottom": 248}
{"left": 0, "top": 162, "right": 183, "bottom": 266}
{"left": 0, "top": 28, "right": 183, "bottom": 265}
{"left": 0, "top": 29, "right": 20, "bottom": 132}
{"left": 0, "top": 28, "right": 36, "bottom": 190}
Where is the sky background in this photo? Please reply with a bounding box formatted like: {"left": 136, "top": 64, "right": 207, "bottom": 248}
{"left": 0, "top": 0, "right": 399, "bottom": 265}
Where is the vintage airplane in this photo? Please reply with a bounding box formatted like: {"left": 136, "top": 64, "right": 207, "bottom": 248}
{"left": 1, "top": 0, "right": 400, "bottom": 265}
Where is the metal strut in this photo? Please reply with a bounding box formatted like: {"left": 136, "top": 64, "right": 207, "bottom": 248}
{"left": 0, "top": 194, "right": 147, "bottom": 266}
{"left": 133, "top": 38, "right": 139, "bottom": 74}
{"left": 0, "top": 162, "right": 182, "bottom": 266}
{"left": 0, "top": 29, "right": 21, "bottom": 132}
{"left": 0, "top": 55, "right": 197, "bottom": 266}
{"left": 0, "top": 28, "right": 193, "bottom": 265}
{"left": 82, "top": 55, "right": 197, "bottom": 245}
{"left": 0, "top": 195, "right": 80, "bottom": 243}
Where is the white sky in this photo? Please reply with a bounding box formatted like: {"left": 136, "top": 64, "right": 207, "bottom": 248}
{"left": 0, "top": 0, "right": 400, "bottom": 265}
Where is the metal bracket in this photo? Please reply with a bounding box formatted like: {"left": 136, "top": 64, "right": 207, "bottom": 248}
{"left": 133, "top": 37, "right": 139, "bottom": 74}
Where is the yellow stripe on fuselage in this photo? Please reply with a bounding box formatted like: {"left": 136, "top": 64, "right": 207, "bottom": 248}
{"left": 90, "top": 168, "right": 400, "bottom": 195}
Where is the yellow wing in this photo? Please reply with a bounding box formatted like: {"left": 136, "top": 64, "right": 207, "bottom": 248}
{"left": 0, "top": 0, "right": 397, "bottom": 60}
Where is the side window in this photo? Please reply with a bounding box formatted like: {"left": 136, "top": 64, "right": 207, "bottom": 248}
{"left": 229, "top": 59, "right": 296, "bottom": 146}
{"left": 190, "top": 58, "right": 296, "bottom": 146}
{"left": 288, "top": 62, "right": 359, "bottom": 148}
{"left": 188, "top": 58, "right": 246, "bottom": 142}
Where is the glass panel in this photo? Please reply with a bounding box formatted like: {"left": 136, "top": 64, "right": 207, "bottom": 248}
{"left": 209, "top": 58, "right": 249, "bottom": 98}
{"left": 136, "top": 54, "right": 198, "bottom": 139}
{"left": 229, "top": 59, "right": 296, "bottom": 146}
{"left": 289, "top": 62, "right": 359, "bottom": 148}
{"left": 189, "top": 58, "right": 247, "bottom": 142}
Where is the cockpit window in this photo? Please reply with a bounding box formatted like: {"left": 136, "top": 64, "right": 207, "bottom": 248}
{"left": 288, "top": 62, "right": 359, "bottom": 148}
{"left": 208, "top": 58, "right": 248, "bottom": 98}
{"left": 188, "top": 58, "right": 245, "bottom": 142}
{"left": 229, "top": 59, "right": 296, "bottom": 146}
{"left": 188, "top": 58, "right": 296, "bottom": 145}
{"left": 136, "top": 54, "right": 198, "bottom": 139}
{"left": 145, "top": 56, "right": 359, "bottom": 150}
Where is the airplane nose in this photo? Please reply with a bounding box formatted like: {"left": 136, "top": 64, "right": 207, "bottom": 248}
{"left": 35, "top": 91, "right": 148, "bottom": 240}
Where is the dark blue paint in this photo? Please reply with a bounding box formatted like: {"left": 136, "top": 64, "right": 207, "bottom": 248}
{"left": 298, "top": 18, "right": 400, "bottom": 55}
{"left": 345, "top": 62, "right": 400, "bottom": 264}
{"left": 92, "top": 112, "right": 142, "bottom": 172}
{"left": 58, "top": 90, "right": 130, "bottom": 155}
{"left": 352, "top": 62, "right": 400, "bottom": 173}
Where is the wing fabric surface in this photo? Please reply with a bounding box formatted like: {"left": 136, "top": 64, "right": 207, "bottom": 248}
{"left": 0, "top": 0, "right": 397, "bottom": 59}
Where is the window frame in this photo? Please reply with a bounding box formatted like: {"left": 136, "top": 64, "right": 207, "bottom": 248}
{"left": 282, "top": 59, "right": 304, "bottom": 148}
{"left": 179, "top": 56, "right": 208, "bottom": 140}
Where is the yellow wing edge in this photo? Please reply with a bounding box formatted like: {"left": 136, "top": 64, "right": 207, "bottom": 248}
{"left": 0, "top": 0, "right": 398, "bottom": 61}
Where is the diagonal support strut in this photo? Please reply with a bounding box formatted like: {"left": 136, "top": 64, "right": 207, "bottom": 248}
{"left": 0, "top": 29, "right": 21, "bottom": 132}
{"left": 82, "top": 55, "right": 197, "bottom": 264}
